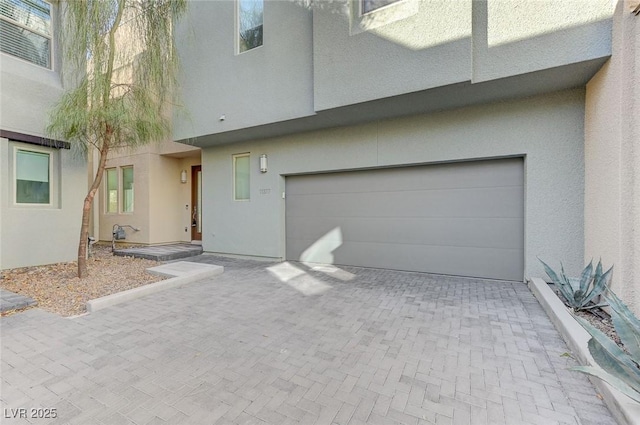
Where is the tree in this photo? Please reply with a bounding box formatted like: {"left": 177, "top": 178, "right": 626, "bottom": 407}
{"left": 47, "top": 0, "right": 187, "bottom": 278}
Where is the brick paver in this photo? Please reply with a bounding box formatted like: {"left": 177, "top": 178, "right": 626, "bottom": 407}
{"left": 0, "top": 256, "right": 615, "bottom": 424}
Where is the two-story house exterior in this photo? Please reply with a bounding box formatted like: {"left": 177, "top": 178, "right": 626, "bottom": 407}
{"left": 172, "top": 0, "right": 609, "bottom": 277}
{"left": 172, "top": 0, "right": 638, "bottom": 311}
{"left": 0, "top": 0, "right": 86, "bottom": 269}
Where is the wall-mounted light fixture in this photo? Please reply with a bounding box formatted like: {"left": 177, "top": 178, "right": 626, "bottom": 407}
{"left": 180, "top": 170, "right": 187, "bottom": 183}
{"left": 259, "top": 154, "right": 268, "bottom": 173}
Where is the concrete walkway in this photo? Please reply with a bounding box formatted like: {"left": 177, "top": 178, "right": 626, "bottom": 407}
{"left": 113, "top": 244, "right": 203, "bottom": 261}
{"left": 1, "top": 255, "right": 615, "bottom": 425}
{"left": 0, "top": 288, "right": 36, "bottom": 313}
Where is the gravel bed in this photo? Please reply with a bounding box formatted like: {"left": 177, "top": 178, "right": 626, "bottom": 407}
{"left": 0, "top": 244, "right": 165, "bottom": 317}
{"left": 549, "top": 284, "right": 622, "bottom": 348}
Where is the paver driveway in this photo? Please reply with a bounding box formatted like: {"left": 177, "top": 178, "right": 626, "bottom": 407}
{"left": 1, "top": 256, "right": 615, "bottom": 425}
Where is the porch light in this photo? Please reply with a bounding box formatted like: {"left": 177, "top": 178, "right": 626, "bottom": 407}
{"left": 180, "top": 170, "right": 187, "bottom": 183}
{"left": 260, "top": 154, "right": 268, "bottom": 173}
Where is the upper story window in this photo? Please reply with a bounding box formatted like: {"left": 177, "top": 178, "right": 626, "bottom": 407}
{"left": 15, "top": 148, "right": 50, "bottom": 204}
{"left": 361, "top": 0, "right": 401, "bottom": 15}
{"left": 351, "top": 0, "right": 415, "bottom": 35}
{"left": 0, "top": 0, "right": 52, "bottom": 68}
{"left": 238, "top": 0, "right": 263, "bottom": 53}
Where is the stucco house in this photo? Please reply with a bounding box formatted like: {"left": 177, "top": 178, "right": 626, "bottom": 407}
{"left": 170, "top": 0, "right": 639, "bottom": 311}
{"left": 96, "top": 141, "right": 202, "bottom": 246}
{"left": 0, "top": 0, "right": 86, "bottom": 270}
{"left": 1, "top": 0, "right": 638, "bottom": 315}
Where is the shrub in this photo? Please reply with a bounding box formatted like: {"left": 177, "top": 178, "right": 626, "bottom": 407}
{"left": 539, "top": 259, "right": 611, "bottom": 311}
{"left": 573, "top": 289, "right": 640, "bottom": 403}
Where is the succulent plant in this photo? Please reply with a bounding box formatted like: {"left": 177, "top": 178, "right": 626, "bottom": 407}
{"left": 539, "top": 259, "right": 612, "bottom": 311}
{"left": 573, "top": 289, "right": 640, "bottom": 403}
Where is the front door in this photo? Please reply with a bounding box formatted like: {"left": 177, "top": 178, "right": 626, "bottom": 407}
{"left": 191, "top": 165, "right": 202, "bottom": 241}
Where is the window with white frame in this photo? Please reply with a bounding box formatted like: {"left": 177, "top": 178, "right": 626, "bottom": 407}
{"left": 106, "top": 168, "right": 118, "bottom": 213}
{"left": 238, "top": 0, "right": 263, "bottom": 53}
{"left": 0, "top": 0, "right": 52, "bottom": 68}
{"left": 233, "top": 153, "right": 250, "bottom": 201}
{"left": 15, "top": 147, "right": 50, "bottom": 204}
{"left": 122, "top": 166, "right": 134, "bottom": 213}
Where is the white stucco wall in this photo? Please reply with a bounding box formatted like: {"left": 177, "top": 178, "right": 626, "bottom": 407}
{"left": 201, "top": 90, "right": 586, "bottom": 281}
{"left": 585, "top": 0, "right": 640, "bottom": 314}
{"left": 473, "top": 0, "right": 613, "bottom": 83}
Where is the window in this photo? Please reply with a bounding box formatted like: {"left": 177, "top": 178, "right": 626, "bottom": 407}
{"left": 122, "top": 166, "right": 134, "bottom": 213}
{"left": 15, "top": 148, "right": 50, "bottom": 204}
{"left": 233, "top": 154, "right": 250, "bottom": 201}
{"left": 351, "top": 0, "right": 414, "bottom": 35}
{"left": 105, "top": 166, "right": 134, "bottom": 213}
{"left": 106, "top": 168, "right": 118, "bottom": 213}
{"left": 238, "top": 0, "right": 263, "bottom": 53}
{"left": 0, "top": 0, "right": 52, "bottom": 68}
{"left": 361, "top": 0, "right": 401, "bottom": 15}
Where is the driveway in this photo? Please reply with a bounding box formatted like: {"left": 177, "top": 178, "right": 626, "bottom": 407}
{"left": 1, "top": 255, "right": 615, "bottom": 425}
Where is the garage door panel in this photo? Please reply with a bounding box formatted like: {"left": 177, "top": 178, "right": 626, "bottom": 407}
{"left": 287, "top": 159, "right": 523, "bottom": 195}
{"left": 287, "top": 186, "right": 523, "bottom": 219}
{"left": 286, "top": 158, "right": 524, "bottom": 281}
{"left": 288, "top": 238, "right": 523, "bottom": 281}
{"left": 287, "top": 216, "right": 523, "bottom": 250}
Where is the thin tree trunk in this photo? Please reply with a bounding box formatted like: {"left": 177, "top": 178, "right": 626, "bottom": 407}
{"left": 77, "top": 141, "right": 110, "bottom": 278}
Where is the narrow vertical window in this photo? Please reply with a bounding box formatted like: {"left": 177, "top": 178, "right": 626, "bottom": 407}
{"left": 122, "top": 166, "right": 134, "bottom": 213}
{"left": 233, "top": 154, "right": 250, "bottom": 201}
{"left": 238, "top": 0, "right": 263, "bottom": 53}
{"left": 106, "top": 168, "right": 118, "bottom": 213}
{"left": 15, "top": 149, "right": 50, "bottom": 204}
{"left": 0, "top": 0, "right": 52, "bottom": 68}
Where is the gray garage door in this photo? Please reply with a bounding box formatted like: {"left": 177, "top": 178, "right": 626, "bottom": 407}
{"left": 285, "top": 158, "right": 524, "bottom": 281}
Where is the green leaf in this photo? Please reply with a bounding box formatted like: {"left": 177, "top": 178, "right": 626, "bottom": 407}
{"left": 539, "top": 258, "right": 561, "bottom": 284}
{"left": 588, "top": 337, "right": 640, "bottom": 388}
{"left": 578, "top": 260, "right": 594, "bottom": 302}
{"left": 606, "top": 293, "right": 640, "bottom": 363}
{"left": 575, "top": 316, "right": 640, "bottom": 380}
{"left": 572, "top": 366, "right": 640, "bottom": 403}
{"left": 578, "top": 303, "right": 608, "bottom": 311}
{"left": 606, "top": 289, "right": 640, "bottom": 333}
{"left": 582, "top": 263, "right": 611, "bottom": 307}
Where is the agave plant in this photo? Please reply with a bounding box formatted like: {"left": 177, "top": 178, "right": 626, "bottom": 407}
{"left": 573, "top": 289, "right": 640, "bottom": 403}
{"left": 539, "top": 259, "right": 612, "bottom": 311}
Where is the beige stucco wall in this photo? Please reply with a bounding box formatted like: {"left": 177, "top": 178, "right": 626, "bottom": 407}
{"left": 99, "top": 142, "right": 200, "bottom": 245}
{"left": 585, "top": 0, "right": 640, "bottom": 314}
{"left": 148, "top": 154, "right": 201, "bottom": 243}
